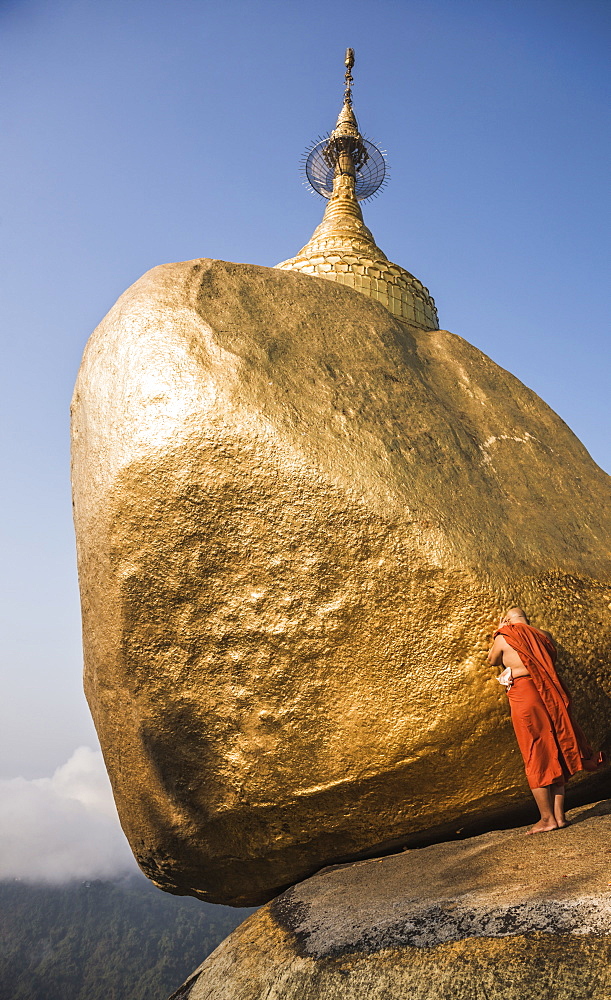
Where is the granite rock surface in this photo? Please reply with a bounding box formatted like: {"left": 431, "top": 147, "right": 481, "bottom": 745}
{"left": 171, "top": 799, "right": 611, "bottom": 1000}
{"left": 71, "top": 259, "right": 611, "bottom": 905}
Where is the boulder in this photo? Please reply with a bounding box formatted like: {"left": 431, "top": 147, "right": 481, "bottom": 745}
{"left": 170, "top": 799, "right": 611, "bottom": 1000}
{"left": 71, "top": 259, "right": 611, "bottom": 905}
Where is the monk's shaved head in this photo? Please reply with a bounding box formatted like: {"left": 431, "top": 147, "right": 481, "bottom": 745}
{"left": 504, "top": 606, "right": 529, "bottom": 624}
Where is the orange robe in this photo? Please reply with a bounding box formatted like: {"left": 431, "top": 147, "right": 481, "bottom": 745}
{"left": 495, "top": 622, "right": 604, "bottom": 789}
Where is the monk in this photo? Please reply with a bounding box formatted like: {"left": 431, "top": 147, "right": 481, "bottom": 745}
{"left": 487, "top": 607, "right": 604, "bottom": 835}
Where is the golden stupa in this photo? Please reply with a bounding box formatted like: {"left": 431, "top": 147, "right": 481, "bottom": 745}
{"left": 276, "top": 49, "right": 438, "bottom": 330}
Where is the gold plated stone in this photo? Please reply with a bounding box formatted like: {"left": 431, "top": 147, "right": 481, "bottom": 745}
{"left": 71, "top": 259, "right": 611, "bottom": 907}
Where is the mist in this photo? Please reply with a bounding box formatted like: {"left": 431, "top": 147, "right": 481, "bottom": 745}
{"left": 0, "top": 746, "right": 138, "bottom": 882}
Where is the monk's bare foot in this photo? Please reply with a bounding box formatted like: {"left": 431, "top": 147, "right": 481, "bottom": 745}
{"left": 526, "top": 819, "right": 559, "bottom": 835}
{"left": 556, "top": 819, "right": 570, "bottom": 829}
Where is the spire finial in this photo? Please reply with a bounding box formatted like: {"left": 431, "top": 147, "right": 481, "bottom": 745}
{"left": 344, "top": 47, "right": 355, "bottom": 107}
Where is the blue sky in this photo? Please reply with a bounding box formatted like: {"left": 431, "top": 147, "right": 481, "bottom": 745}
{"left": 1, "top": 0, "right": 610, "bottom": 779}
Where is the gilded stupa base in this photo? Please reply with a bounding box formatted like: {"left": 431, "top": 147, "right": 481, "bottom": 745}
{"left": 276, "top": 249, "right": 438, "bottom": 329}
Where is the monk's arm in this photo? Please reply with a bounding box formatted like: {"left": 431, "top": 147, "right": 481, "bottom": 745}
{"left": 487, "top": 635, "right": 506, "bottom": 667}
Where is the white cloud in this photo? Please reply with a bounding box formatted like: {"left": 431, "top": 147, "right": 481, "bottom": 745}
{"left": 0, "top": 746, "right": 138, "bottom": 882}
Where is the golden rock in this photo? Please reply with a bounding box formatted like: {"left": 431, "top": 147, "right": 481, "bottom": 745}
{"left": 71, "top": 257, "right": 611, "bottom": 906}
{"left": 175, "top": 800, "right": 611, "bottom": 999}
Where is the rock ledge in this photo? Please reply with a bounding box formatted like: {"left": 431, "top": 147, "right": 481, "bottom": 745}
{"left": 174, "top": 799, "right": 611, "bottom": 1000}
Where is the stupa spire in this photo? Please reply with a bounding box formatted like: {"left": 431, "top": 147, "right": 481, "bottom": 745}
{"left": 276, "top": 49, "right": 439, "bottom": 331}
{"left": 330, "top": 46, "right": 359, "bottom": 137}
{"left": 294, "top": 48, "right": 382, "bottom": 257}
